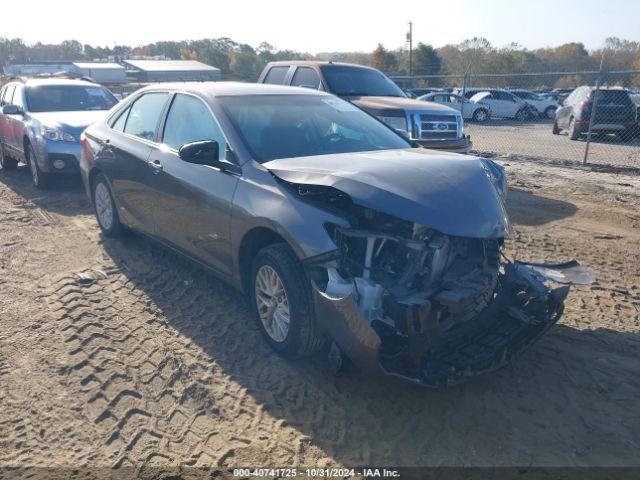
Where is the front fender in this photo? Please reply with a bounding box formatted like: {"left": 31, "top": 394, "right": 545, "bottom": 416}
{"left": 230, "top": 166, "right": 350, "bottom": 286}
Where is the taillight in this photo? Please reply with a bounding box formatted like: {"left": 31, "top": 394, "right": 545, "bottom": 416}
{"left": 579, "top": 100, "right": 589, "bottom": 112}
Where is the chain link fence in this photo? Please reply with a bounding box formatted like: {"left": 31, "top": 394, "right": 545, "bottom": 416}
{"left": 392, "top": 71, "right": 640, "bottom": 168}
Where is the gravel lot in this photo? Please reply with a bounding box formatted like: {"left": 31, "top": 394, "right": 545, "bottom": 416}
{"left": 0, "top": 157, "right": 639, "bottom": 476}
{"left": 468, "top": 119, "right": 640, "bottom": 168}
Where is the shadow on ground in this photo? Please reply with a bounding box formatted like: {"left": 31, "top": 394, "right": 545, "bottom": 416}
{"left": 96, "top": 228, "right": 639, "bottom": 466}
{"left": 0, "top": 165, "right": 90, "bottom": 217}
{"left": 506, "top": 187, "right": 578, "bottom": 226}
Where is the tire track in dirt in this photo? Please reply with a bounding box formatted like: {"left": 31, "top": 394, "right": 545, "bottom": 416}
{"left": 2, "top": 161, "right": 640, "bottom": 470}
{"left": 43, "top": 243, "right": 330, "bottom": 468}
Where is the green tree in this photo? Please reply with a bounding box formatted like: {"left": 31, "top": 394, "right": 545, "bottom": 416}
{"left": 412, "top": 43, "right": 441, "bottom": 75}
{"left": 369, "top": 43, "right": 397, "bottom": 73}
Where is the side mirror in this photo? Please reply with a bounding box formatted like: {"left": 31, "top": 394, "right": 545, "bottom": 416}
{"left": 2, "top": 104, "right": 22, "bottom": 115}
{"left": 179, "top": 140, "right": 219, "bottom": 166}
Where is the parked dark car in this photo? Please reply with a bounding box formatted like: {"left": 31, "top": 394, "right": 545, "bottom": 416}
{"left": 0, "top": 78, "right": 117, "bottom": 187}
{"left": 553, "top": 86, "right": 637, "bottom": 140}
{"left": 80, "top": 82, "right": 572, "bottom": 387}
{"left": 258, "top": 61, "right": 472, "bottom": 153}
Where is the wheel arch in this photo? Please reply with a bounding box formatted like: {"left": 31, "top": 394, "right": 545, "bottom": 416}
{"left": 88, "top": 167, "right": 103, "bottom": 203}
{"left": 238, "top": 227, "right": 294, "bottom": 294}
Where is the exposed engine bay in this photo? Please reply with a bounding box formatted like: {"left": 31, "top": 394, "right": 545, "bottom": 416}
{"left": 286, "top": 179, "right": 576, "bottom": 387}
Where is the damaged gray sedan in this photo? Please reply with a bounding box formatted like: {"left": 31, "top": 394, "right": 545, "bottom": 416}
{"left": 80, "top": 82, "right": 573, "bottom": 387}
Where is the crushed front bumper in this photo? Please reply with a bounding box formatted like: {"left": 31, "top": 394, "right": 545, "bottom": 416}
{"left": 313, "top": 262, "right": 572, "bottom": 387}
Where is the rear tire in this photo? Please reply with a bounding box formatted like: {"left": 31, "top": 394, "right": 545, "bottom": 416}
{"left": 552, "top": 120, "right": 560, "bottom": 135}
{"left": 249, "top": 243, "right": 325, "bottom": 358}
{"left": 0, "top": 143, "right": 18, "bottom": 171}
{"left": 92, "top": 173, "right": 124, "bottom": 237}
{"left": 26, "top": 143, "right": 51, "bottom": 189}
{"left": 472, "top": 108, "right": 489, "bottom": 123}
{"left": 515, "top": 109, "right": 528, "bottom": 121}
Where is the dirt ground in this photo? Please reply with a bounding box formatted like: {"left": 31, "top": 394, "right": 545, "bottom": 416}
{"left": 0, "top": 156, "right": 639, "bottom": 473}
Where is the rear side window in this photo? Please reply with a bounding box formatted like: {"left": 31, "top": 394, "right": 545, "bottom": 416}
{"left": 263, "top": 66, "right": 289, "bottom": 85}
{"left": 123, "top": 92, "right": 169, "bottom": 141}
{"left": 592, "top": 90, "right": 632, "bottom": 104}
{"left": 12, "top": 86, "right": 24, "bottom": 108}
{"left": 111, "top": 106, "right": 130, "bottom": 132}
{"left": 291, "top": 67, "right": 321, "bottom": 89}
{"left": 2, "top": 85, "right": 15, "bottom": 106}
{"left": 162, "top": 94, "right": 226, "bottom": 158}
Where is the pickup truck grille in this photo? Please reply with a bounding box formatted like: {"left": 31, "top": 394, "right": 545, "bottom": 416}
{"left": 411, "top": 113, "right": 461, "bottom": 141}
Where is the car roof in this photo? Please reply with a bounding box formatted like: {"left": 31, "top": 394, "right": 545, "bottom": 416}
{"left": 19, "top": 78, "right": 102, "bottom": 88}
{"left": 265, "top": 60, "right": 379, "bottom": 71}
{"left": 138, "top": 81, "right": 330, "bottom": 98}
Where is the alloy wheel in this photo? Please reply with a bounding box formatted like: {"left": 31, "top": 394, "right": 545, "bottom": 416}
{"left": 28, "top": 151, "right": 39, "bottom": 185}
{"left": 254, "top": 265, "right": 290, "bottom": 343}
{"left": 94, "top": 182, "right": 114, "bottom": 231}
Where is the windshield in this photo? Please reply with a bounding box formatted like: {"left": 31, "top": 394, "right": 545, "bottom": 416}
{"left": 320, "top": 66, "right": 406, "bottom": 97}
{"left": 218, "top": 94, "right": 411, "bottom": 163}
{"left": 26, "top": 85, "right": 118, "bottom": 112}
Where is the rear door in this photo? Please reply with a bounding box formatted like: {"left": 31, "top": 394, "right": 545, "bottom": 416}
{"left": 102, "top": 91, "right": 170, "bottom": 235}
{"left": 556, "top": 88, "right": 580, "bottom": 128}
{"left": 9, "top": 85, "right": 26, "bottom": 155}
{"left": 261, "top": 65, "right": 291, "bottom": 85}
{"left": 0, "top": 85, "right": 13, "bottom": 148}
{"left": 150, "top": 93, "right": 239, "bottom": 275}
{"left": 493, "top": 91, "right": 520, "bottom": 118}
{"left": 0, "top": 84, "right": 17, "bottom": 153}
{"left": 290, "top": 66, "right": 322, "bottom": 90}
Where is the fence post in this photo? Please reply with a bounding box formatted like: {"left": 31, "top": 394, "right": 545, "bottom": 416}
{"left": 460, "top": 63, "right": 471, "bottom": 119}
{"left": 583, "top": 52, "right": 605, "bottom": 165}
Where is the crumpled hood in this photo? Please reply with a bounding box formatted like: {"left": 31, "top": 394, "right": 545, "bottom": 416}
{"left": 30, "top": 110, "right": 109, "bottom": 136}
{"left": 349, "top": 96, "right": 458, "bottom": 115}
{"left": 264, "top": 149, "right": 510, "bottom": 239}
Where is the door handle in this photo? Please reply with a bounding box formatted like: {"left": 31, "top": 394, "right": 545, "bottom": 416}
{"left": 149, "top": 159, "right": 163, "bottom": 174}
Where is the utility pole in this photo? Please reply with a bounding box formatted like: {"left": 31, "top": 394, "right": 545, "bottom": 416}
{"left": 407, "top": 22, "right": 413, "bottom": 86}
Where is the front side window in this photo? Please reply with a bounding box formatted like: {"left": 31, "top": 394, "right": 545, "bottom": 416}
{"left": 263, "top": 66, "right": 289, "bottom": 85}
{"left": 218, "top": 94, "right": 411, "bottom": 163}
{"left": 320, "top": 66, "right": 405, "bottom": 97}
{"left": 25, "top": 85, "right": 118, "bottom": 112}
{"left": 163, "top": 94, "right": 226, "bottom": 157}
{"left": 123, "top": 92, "right": 169, "bottom": 141}
{"left": 291, "top": 67, "right": 321, "bottom": 89}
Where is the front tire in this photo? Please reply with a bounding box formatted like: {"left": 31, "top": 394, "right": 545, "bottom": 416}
{"left": 249, "top": 243, "right": 325, "bottom": 358}
{"left": 544, "top": 106, "right": 557, "bottom": 119}
{"left": 515, "top": 108, "right": 528, "bottom": 121}
{"left": 92, "top": 173, "right": 124, "bottom": 237}
{"left": 0, "top": 143, "right": 18, "bottom": 171}
{"left": 552, "top": 120, "right": 560, "bottom": 135}
{"left": 26, "top": 143, "right": 51, "bottom": 189}
{"left": 568, "top": 117, "right": 581, "bottom": 140}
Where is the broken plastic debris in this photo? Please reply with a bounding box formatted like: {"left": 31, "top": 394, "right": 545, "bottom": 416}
{"left": 514, "top": 260, "right": 595, "bottom": 285}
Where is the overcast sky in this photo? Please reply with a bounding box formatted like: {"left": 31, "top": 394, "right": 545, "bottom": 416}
{"left": 2, "top": 0, "right": 637, "bottom": 52}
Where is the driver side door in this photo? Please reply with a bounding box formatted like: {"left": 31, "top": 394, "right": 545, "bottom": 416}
{"left": 149, "top": 93, "right": 239, "bottom": 276}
